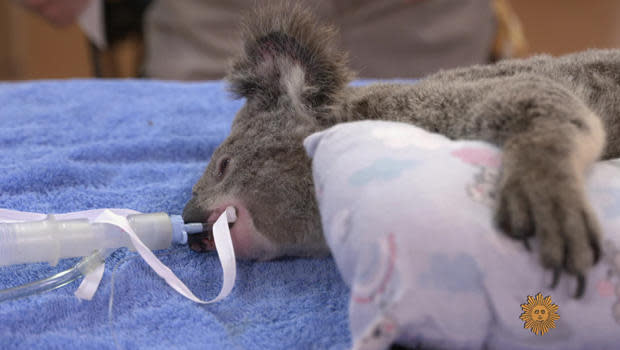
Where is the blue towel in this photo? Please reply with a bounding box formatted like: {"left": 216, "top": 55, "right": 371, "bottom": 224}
{"left": 0, "top": 80, "right": 351, "bottom": 349}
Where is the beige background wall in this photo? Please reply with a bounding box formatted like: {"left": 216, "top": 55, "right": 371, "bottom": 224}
{"left": 511, "top": 0, "right": 620, "bottom": 55}
{"left": 2, "top": 0, "right": 620, "bottom": 80}
{"left": 0, "top": 0, "right": 91, "bottom": 80}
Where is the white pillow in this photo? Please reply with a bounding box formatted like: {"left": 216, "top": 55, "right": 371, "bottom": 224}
{"left": 304, "top": 120, "right": 620, "bottom": 350}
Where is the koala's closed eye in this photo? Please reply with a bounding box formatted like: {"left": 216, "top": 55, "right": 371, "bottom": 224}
{"left": 216, "top": 156, "right": 231, "bottom": 179}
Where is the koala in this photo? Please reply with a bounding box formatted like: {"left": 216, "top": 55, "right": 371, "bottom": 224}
{"left": 183, "top": 2, "right": 619, "bottom": 298}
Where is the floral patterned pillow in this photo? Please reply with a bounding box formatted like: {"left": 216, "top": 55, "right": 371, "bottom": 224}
{"left": 304, "top": 120, "right": 620, "bottom": 350}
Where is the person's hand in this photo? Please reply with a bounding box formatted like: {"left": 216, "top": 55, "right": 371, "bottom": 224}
{"left": 21, "top": 0, "right": 91, "bottom": 27}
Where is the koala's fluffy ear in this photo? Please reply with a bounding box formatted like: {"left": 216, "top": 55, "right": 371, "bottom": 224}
{"left": 227, "top": 2, "right": 353, "bottom": 114}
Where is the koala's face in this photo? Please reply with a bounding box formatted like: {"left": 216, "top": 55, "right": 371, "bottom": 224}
{"left": 182, "top": 2, "right": 351, "bottom": 260}
{"left": 183, "top": 105, "right": 327, "bottom": 260}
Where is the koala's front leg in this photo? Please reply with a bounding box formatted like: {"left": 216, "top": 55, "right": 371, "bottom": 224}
{"left": 469, "top": 78, "right": 606, "bottom": 297}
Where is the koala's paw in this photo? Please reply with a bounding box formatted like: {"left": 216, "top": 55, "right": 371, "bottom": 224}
{"left": 494, "top": 172, "right": 601, "bottom": 298}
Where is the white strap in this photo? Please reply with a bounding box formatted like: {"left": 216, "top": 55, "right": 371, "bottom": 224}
{"left": 91, "top": 209, "right": 236, "bottom": 303}
{"left": 74, "top": 263, "right": 105, "bottom": 301}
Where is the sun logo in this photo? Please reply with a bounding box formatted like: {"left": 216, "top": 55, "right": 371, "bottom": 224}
{"left": 519, "top": 292, "right": 560, "bottom": 335}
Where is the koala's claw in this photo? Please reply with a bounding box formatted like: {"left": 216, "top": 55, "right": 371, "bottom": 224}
{"left": 495, "top": 174, "right": 601, "bottom": 298}
{"left": 522, "top": 237, "right": 532, "bottom": 252}
{"left": 549, "top": 267, "right": 561, "bottom": 289}
{"left": 581, "top": 209, "right": 602, "bottom": 264}
{"left": 575, "top": 274, "right": 586, "bottom": 299}
{"left": 548, "top": 268, "right": 586, "bottom": 298}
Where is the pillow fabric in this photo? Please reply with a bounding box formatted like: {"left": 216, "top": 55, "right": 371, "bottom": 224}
{"left": 304, "top": 120, "right": 620, "bottom": 350}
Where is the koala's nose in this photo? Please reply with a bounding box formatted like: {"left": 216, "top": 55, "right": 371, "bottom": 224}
{"left": 182, "top": 196, "right": 207, "bottom": 223}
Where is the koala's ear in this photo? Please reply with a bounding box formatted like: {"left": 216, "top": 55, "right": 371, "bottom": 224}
{"left": 227, "top": 2, "right": 353, "bottom": 113}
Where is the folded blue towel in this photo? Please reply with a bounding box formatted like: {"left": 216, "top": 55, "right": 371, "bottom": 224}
{"left": 0, "top": 80, "right": 350, "bottom": 349}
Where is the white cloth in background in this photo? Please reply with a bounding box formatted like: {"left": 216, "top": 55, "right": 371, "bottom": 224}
{"left": 78, "top": 0, "right": 106, "bottom": 49}
{"left": 143, "top": 0, "right": 495, "bottom": 80}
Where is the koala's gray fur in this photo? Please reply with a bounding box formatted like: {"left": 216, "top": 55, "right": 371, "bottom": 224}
{"left": 184, "top": 2, "right": 617, "bottom": 297}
